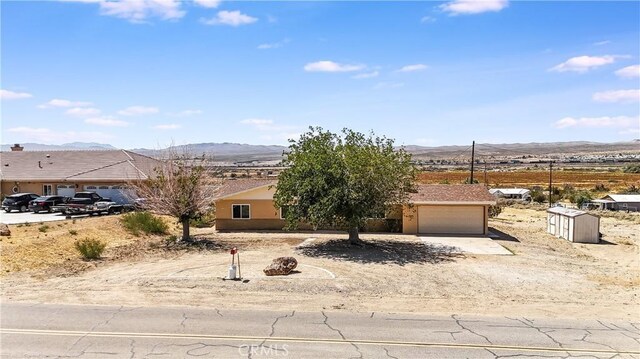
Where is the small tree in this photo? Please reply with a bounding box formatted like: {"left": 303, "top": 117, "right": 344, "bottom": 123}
{"left": 274, "top": 127, "right": 417, "bottom": 245}
{"left": 131, "top": 148, "right": 221, "bottom": 242}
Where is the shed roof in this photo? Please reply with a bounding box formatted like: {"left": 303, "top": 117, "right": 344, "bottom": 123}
{"left": 489, "top": 188, "right": 530, "bottom": 195}
{"left": 410, "top": 184, "right": 496, "bottom": 204}
{"left": 0, "top": 150, "right": 160, "bottom": 181}
{"left": 547, "top": 207, "right": 597, "bottom": 218}
{"left": 215, "top": 178, "right": 277, "bottom": 199}
{"left": 602, "top": 194, "right": 640, "bottom": 202}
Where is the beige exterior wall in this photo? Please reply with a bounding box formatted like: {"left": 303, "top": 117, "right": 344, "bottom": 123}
{"left": 216, "top": 199, "right": 281, "bottom": 220}
{"left": 1, "top": 180, "right": 128, "bottom": 197}
{"left": 402, "top": 204, "right": 489, "bottom": 235}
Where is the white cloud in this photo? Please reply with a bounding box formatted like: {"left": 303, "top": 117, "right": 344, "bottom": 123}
{"left": 549, "top": 55, "right": 618, "bottom": 73}
{"left": 553, "top": 115, "right": 638, "bottom": 129}
{"left": 1, "top": 89, "right": 33, "bottom": 100}
{"left": 240, "top": 118, "right": 301, "bottom": 143}
{"left": 373, "top": 82, "right": 404, "bottom": 90}
{"left": 38, "top": 98, "right": 92, "bottom": 108}
{"left": 352, "top": 71, "right": 379, "bottom": 79}
{"left": 304, "top": 61, "right": 365, "bottom": 73}
{"left": 193, "top": 0, "right": 220, "bottom": 8}
{"left": 117, "top": 106, "right": 159, "bottom": 116}
{"left": 593, "top": 89, "right": 640, "bottom": 104}
{"left": 615, "top": 65, "right": 640, "bottom": 78}
{"left": 257, "top": 38, "right": 290, "bottom": 50}
{"left": 200, "top": 10, "right": 257, "bottom": 26}
{"left": 619, "top": 128, "right": 640, "bottom": 136}
{"left": 6, "top": 126, "right": 113, "bottom": 143}
{"left": 99, "top": 0, "right": 184, "bottom": 23}
{"left": 153, "top": 124, "right": 181, "bottom": 130}
{"left": 593, "top": 40, "right": 611, "bottom": 46}
{"left": 170, "top": 109, "right": 203, "bottom": 117}
{"left": 85, "top": 117, "right": 130, "bottom": 127}
{"left": 440, "top": 0, "right": 508, "bottom": 15}
{"left": 420, "top": 16, "right": 436, "bottom": 23}
{"left": 397, "top": 64, "right": 428, "bottom": 72}
{"left": 65, "top": 107, "right": 102, "bottom": 117}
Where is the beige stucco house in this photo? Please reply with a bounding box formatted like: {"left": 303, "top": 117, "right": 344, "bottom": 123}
{"left": 215, "top": 180, "right": 496, "bottom": 235}
{"left": 0, "top": 146, "right": 160, "bottom": 202}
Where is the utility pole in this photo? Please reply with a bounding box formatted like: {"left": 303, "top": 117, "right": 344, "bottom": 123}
{"left": 484, "top": 161, "right": 488, "bottom": 186}
{"left": 470, "top": 141, "right": 475, "bottom": 184}
{"left": 548, "top": 161, "right": 553, "bottom": 207}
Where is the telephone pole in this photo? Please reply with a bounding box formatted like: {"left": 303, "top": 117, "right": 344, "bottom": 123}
{"left": 484, "top": 161, "right": 488, "bottom": 186}
{"left": 470, "top": 141, "right": 475, "bottom": 184}
{"left": 548, "top": 161, "right": 553, "bottom": 207}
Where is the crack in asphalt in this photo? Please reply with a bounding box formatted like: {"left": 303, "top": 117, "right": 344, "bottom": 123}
{"left": 180, "top": 312, "right": 189, "bottom": 329}
{"left": 127, "top": 338, "right": 136, "bottom": 359}
{"left": 321, "top": 311, "right": 363, "bottom": 359}
{"left": 254, "top": 311, "right": 295, "bottom": 354}
{"left": 506, "top": 317, "right": 563, "bottom": 348}
{"left": 145, "top": 342, "right": 242, "bottom": 358}
{"left": 597, "top": 320, "right": 616, "bottom": 331}
{"left": 215, "top": 308, "right": 223, "bottom": 317}
{"left": 383, "top": 347, "right": 399, "bottom": 359}
{"left": 452, "top": 314, "right": 493, "bottom": 344}
{"left": 576, "top": 330, "right": 619, "bottom": 352}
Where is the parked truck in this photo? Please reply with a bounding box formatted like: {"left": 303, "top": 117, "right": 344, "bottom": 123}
{"left": 52, "top": 192, "right": 134, "bottom": 216}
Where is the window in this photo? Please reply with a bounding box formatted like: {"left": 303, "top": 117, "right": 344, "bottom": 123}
{"left": 280, "top": 206, "right": 291, "bottom": 219}
{"left": 43, "top": 184, "right": 53, "bottom": 196}
{"left": 232, "top": 204, "right": 250, "bottom": 219}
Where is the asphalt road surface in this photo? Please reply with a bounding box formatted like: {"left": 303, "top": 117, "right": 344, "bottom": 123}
{"left": 1, "top": 302, "right": 639, "bottom": 358}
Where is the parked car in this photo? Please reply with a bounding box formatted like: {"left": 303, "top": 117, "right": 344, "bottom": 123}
{"left": 28, "top": 195, "right": 69, "bottom": 213}
{"left": 2, "top": 193, "right": 40, "bottom": 213}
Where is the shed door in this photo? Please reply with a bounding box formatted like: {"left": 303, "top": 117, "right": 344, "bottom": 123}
{"left": 418, "top": 205, "right": 484, "bottom": 234}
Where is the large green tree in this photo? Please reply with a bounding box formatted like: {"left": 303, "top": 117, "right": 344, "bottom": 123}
{"left": 274, "top": 127, "right": 417, "bottom": 245}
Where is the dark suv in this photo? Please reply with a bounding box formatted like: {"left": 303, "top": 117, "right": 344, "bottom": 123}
{"left": 29, "top": 195, "right": 69, "bottom": 213}
{"left": 2, "top": 193, "right": 40, "bottom": 213}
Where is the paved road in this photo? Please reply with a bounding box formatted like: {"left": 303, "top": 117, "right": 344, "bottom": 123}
{"left": 1, "top": 303, "right": 639, "bottom": 358}
{"left": 0, "top": 211, "right": 73, "bottom": 224}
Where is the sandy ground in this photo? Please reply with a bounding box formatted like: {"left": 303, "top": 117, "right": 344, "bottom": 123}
{"left": 1, "top": 208, "right": 638, "bottom": 320}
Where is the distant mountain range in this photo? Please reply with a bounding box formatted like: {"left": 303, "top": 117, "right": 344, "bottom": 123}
{"left": 2, "top": 140, "right": 638, "bottom": 163}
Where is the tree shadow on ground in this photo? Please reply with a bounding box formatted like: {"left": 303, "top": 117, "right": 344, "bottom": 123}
{"left": 163, "top": 238, "right": 226, "bottom": 252}
{"left": 488, "top": 227, "right": 521, "bottom": 242}
{"left": 296, "top": 239, "right": 464, "bottom": 266}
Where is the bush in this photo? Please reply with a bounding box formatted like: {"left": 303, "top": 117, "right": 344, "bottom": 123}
{"left": 38, "top": 225, "right": 50, "bottom": 233}
{"left": 120, "top": 211, "right": 168, "bottom": 236}
{"left": 488, "top": 204, "right": 504, "bottom": 218}
{"left": 74, "top": 238, "right": 106, "bottom": 260}
{"left": 531, "top": 191, "right": 546, "bottom": 204}
{"left": 623, "top": 164, "right": 640, "bottom": 173}
{"left": 569, "top": 191, "right": 592, "bottom": 208}
{"left": 190, "top": 212, "right": 215, "bottom": 228}
{"left": 68, "top": 229, "right": 78, "bottom": 235}
{"left": 593, "top": 183, "right": 609, "bottom": 192}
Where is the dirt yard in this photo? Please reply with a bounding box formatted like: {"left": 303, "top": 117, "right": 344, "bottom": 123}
{"left": 1, "top": 208, "right": 638, "bottom": 320}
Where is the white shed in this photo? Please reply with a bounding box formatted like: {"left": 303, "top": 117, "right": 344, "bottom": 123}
{"left": 547, "top": 207, "right": 600, "bottom": 243}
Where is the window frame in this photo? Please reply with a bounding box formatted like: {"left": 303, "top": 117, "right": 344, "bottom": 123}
{"left": 232, "top": 204, "right": 251, "bottom": 220}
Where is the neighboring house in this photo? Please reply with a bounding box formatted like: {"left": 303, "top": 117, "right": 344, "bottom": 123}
{"left": 403, "top": 184, "right": 496, "bottom": 235}
{"left": 489, "top": 188, "right": 531, "bottom": 201}
{"left": 587, "top": 194, "right": 640, "bottom": 212}
{"left": 215, "top": 180, "right": 496, "bottom": 235}
{"left": 547, "top": 207, "right": 600, "bottom": 243}
{"left": 214, "top": 179, "right": 280, "bottom": 230}
{"left": 0, "top": 145, "right": 160, "bottom": 203}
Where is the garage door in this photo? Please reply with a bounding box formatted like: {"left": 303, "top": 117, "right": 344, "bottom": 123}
{"left": 56, "top": 185, "right": 75, "bottom": 198}
{"left": 418, "top": 205, "right": 485, "bottom": 234}
{"left": 84, "top": 185, "right": 135, "bottom": 204}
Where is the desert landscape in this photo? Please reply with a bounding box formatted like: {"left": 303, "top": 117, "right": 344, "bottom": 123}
{"left": 2, "top": 205, "right": 638, "bottom": 321}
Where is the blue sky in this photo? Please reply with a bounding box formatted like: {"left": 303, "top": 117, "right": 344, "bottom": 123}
{"left": 1, "top": 0, "right": 639, "bottom": 149}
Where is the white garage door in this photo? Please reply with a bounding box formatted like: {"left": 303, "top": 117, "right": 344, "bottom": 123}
{"left": 84, "top": 185, "right": 135, "bottom": 204}
{"left": 418, "top": 205, "right": 485, "bottom": 234}
{"left": 57, "top": 185, "right": 76, "bottom": 198}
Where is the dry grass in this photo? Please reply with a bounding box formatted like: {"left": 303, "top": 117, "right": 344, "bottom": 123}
{"left": 419, "top": 170, "right": 640, "bottom": 190}
{"left": 0, "top": 215, "right": 174, "bottom": 276}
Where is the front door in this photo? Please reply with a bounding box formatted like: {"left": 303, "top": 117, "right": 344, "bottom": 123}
{"left": 43, "top": 184, "right": 53, "bottom": 196}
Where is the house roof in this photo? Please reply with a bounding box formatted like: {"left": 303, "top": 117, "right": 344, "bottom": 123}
{"left": 602, "top": 194, "right": 640, "bottom": 202}
{"left": 547, "top": 207, "right": 596, "bottom": 218}
{"left": 0, "top": 150, "right": 160, "bottom": 182}
{"left": 409, "top": 184, "right": 496, "bottom": 204}
{"left": 215, "top": 178, "right": 277, "bottom": 199}
{"left": 489, "top": 188, "right": 530, "bottom": 195}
